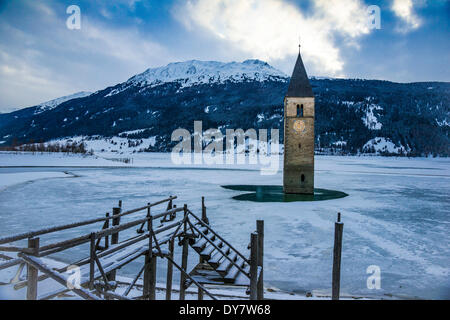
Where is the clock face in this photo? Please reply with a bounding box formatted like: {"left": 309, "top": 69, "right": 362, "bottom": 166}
{"left": 293, "top": 120, "right": 306, "bottom": 133}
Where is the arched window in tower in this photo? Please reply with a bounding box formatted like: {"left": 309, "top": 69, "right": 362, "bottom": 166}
{"left": 301, "top": 174, "right": 305, "bottom": 182}
{"left": 296, "top": 104, "right": 304, "bottom": 117}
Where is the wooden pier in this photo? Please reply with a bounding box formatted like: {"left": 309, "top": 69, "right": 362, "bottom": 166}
{"left": 0, "top": 196, "right": 264, "bottom": 300}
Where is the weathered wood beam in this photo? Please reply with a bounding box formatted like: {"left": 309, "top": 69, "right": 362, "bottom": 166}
{"left": 0, "top": 196, "right": 177, "bottom": 245}
{"left": 165, "top": 238, "right": 174, "bottom": 300}
{"left": 18, "top": 253, "right": 100, "bottom": 300}
{"left": 249, "top": 232, "right": 258, "bottom": 300}
{"left": 26, "top": 237, "right": 39, "bottom": 300}
{"left": 187, "top": 209, "right": 250, "bottom": 265}
{"left": 256, "top": 220, "right": 264, "bottom": 300}
{"left": 332, "top": 213, "right": 344, "bottom": 300}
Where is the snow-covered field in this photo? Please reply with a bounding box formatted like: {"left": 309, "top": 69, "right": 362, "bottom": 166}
{"left": 0, "top": 152, "right": 449, "bottom": 299}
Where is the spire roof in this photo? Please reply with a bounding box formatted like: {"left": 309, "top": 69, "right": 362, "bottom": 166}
{"left": 286, "top": 48, "right": 314, "bottom": 98}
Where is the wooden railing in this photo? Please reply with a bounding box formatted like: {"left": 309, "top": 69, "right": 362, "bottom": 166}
{"left": 0, "top": 196, "right": 265, "bottom": 301}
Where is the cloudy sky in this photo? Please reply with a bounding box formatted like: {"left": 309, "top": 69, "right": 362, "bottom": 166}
{"left": 0, "top": 0, "right": 449, "bottom": 112}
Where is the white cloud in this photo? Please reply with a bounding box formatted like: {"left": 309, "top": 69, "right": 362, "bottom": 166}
{"left": 0, "top": 1, "right": 172, "bottom": 111}
{"left": 391, "top": 0, "right": 422, "bottom": 32}
{"left": 79, "top": 22, "right": 170, "bottom": 71}
{"left": 173, "top": 0, "right": 373, "bottom": 76}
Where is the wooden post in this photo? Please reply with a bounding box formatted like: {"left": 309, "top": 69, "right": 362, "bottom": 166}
{"left": 256, "top": 220, "right": 264, "bottom": 300}
{"left": 199, "top": 199, "right": 206, "bottom": 300}
{"left": 111, "top": 207, "right": 121, "bottom": 245}
{"left": 166, "top": 198, "right": 173, "bottom": 211}
{"left": 332, "top": 212, "right": 344, "bottom": 300}
{"left": 148, "top": 256, "right": 157, "bottom": 300}
{"left": 198, "top": 255, "right": 204, "bottom": 300}
{"left": 201, "top": 197, "right": 208, "bottom": 224}
{"left": 89, "top": 233, "right": 95, "bottom": 290}
{"left": 165, "top": 238, "right": 174, "bottom": 300}
{"left": 26, "top": 237, "right": 39, "bottom": 300}
{"left": 104, "top": 212, "right": 110, "bottom": 249}
{"left": 179, "top": 204, "right": 189, "bottom": 300}
{"left": 143, "top": 216, "right": 156, "bottom": 300}
{"left": 107, "top": 206, "right": 121, "bottom": 282}
{"left": 249, "top": 232, "right": 258, "bottom": 300}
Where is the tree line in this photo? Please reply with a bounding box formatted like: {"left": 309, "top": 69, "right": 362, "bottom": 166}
{"left": 0, "top": 140, "right": 92, "bottom": 155}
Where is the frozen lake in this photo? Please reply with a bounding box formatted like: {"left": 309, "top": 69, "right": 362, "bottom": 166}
{"left": 0, "top": 154, "right": 449, "bottom": 299}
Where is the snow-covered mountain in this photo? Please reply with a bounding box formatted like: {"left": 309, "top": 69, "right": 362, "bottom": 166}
{"left": 105, "top": 59, "right": 288, "bottom": 96}
{"left": 35, "top": 91, "right": 92, "bottom": 114}
{"left": 0, "top": 59, "right": 448, "bottom": 157}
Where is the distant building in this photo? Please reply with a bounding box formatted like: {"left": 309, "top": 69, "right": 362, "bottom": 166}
{"left": 283, "top": 46, "right": 315, "bottom": 194}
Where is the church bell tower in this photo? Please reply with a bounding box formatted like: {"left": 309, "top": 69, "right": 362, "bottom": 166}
{"left": 283, "top": 46, "right": 315, "bottom": 194}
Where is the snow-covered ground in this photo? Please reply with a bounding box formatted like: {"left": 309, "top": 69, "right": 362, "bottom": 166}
{"left": 0, "top": 153, "right": 449, "bottom": 299}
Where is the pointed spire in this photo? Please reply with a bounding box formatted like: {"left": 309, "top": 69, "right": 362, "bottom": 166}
{"left": 286, "top": 46, "right": 314, "bottom": 98}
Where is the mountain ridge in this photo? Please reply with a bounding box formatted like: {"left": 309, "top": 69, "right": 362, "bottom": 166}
{"left": 0, "top": 59, "right": 448, "bottom": 157}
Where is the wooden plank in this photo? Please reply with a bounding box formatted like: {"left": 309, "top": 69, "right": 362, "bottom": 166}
{"left": 208, "top": 246, "right": 229, "bottom": 267}
{"left": 0, "top": 245, "right": 30, "bottom": 253}
{"left": 191, "top": 237, "right": 208, "bottom": 251}
{"left": 189, "top": 222, "right": 249, "bottom": 277}
{"left": 216, "top": 252, "right": 238, "bottom": 275}
{"left": 124, "top": 265, "right": 145, "bottom": 297}
{"left": 0, "top": 258, "right": 21, "bottom": 271}
{"left": 0, "top": 252, "right": 14, "bottom": 260}
{"left": 18, "top": 253, "right": 100, "bottom": 300}
{"left": 39, "top": 234, "right": 91, "bottom": 253}
{"left": 37, "top": 212, "right": 180, "bottom": 256}
{"left": 0, "top": 196, "right": 177, "bottom": 245}
{"left": 100, "top": 290, "right": 131, "bottom": 300}
{"left": 200, "top": 237, "right": 222, "bottom": 259}
{"left": 152, "top": 207, "right": 183, "bottom": 220}
{"left": 224, "top": 261, "right": 247, "bottom": 283}
{"left": 187, "top": 209, "right": 250, "bottom": 264}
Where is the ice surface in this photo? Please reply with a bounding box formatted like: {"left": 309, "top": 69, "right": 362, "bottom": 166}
{"left": 0, "top": 154, "right": 449, "bottom": 299}
{"left": 0, "top": 171, "right": 71, "bottom": 192}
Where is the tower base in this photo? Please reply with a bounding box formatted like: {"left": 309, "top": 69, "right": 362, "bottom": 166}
{"left": 283, "top": 164, "right": 314, "bottom": 195}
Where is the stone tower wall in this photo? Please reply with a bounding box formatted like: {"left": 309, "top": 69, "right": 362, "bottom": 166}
{"left": 283, "top": 97, "right": 315, "bottom": 194}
